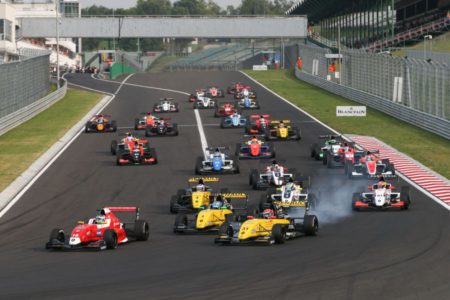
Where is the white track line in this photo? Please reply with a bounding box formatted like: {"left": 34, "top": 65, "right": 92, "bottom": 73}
{"left": 0, "top": 74, "right": 133, "bottom": 219}
{"left": 240, "top": 71, "right": 450, "bottom": 212}
{"left": 92, "top": 74, "right": 209, "bottom": 156}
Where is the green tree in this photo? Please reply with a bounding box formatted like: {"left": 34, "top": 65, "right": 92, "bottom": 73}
{"left": 135, "top": 0, "right": 172, "bottom": 15}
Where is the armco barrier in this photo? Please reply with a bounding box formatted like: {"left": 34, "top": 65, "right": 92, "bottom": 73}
{"left": 295, "top": 69, "right": 450, "bottom": 140}
{"left": 0, "top": 79, "right": 67, "bottom": 136}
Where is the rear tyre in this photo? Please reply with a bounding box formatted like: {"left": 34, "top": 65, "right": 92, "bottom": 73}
{"left": 400, "top": 187, "right": 411, "bottom": 210}
{"left": 103, "top": 229, "right": 118, "bottom": 249}
{"left": 134, "top": 220, "right": 150, "bottom": 241}
{"left": 110, "top": 140, "right": 118, "bottom": 155}
{"left": 259, "top": 194, "right": 269, "bottom": 211}
{"left": 174, "top": 213, "right": 188, "bottom": 233}
{"left": 272, "top": 225, "right": 286, "bottom": 244}
{"left": 347, "top": 163, "right": 355, "bottom": 179}
{"left": 352, "top": 192, "right": 361, "bottom": 211}
{"left": 149, "top": 149, "right": 158, "bottom": 164}
{"left": 322, "top": 151, "right": 328, "bottom": 165}
{"left": 134, "top": 118, "right": 140, "bottom": 130}
{"left": 111, "top": 121, "right": 117, "bottom": 132}
{"left": 303, "top": 215, "right": 319, "bottom": 236}
{"left": 172, "top": 124, "right": 179, "bottom": 136}
{"left": 170, "top": 196, "right": 179, "bottom": 214}
{"left": 249, "top": 169, "right": 259, "bottom": 185}
{"left": 195, "top": 156, "right": 203, "bottom": 175}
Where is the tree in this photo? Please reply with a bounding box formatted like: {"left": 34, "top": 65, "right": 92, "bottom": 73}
{"left": 135, "top": 0, "right": 172, "bottom": 15}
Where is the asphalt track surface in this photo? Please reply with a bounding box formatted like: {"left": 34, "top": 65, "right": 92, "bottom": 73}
{"left": 0, "top": 72, "right": 449, "bottom": 300}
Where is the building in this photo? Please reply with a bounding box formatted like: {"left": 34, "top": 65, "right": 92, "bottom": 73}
{"left": 0, "top": 0, "right": 80, "bottom": 64}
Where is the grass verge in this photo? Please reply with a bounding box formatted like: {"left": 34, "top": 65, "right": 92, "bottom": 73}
{"left": 244, "top": 69, "right": 450, "bottom": 179}
{"left": 0, "top": 88, "right": 103, "bottom": 192}
{"left": 148, "top": 55, "right": 179, "bottom": 73}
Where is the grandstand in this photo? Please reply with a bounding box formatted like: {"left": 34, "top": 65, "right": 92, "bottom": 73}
{"left": 287, "top": 0, "right": 450, "bottom": 51}
{"left": 168, "top": 44, "right": 263, "bottom": 71}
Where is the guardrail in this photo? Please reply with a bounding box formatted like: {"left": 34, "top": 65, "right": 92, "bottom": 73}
{"left": 0, "top": 79, "right": 67, "bottom": 136}
{"left": 295, "top": 69, "right": 450, "bottom": 140}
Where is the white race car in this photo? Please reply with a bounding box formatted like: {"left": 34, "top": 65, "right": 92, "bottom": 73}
{"left": 193, "top": 96, "right": 216, "bottom": 109}
{"left": 153, "top": 98, "right": 179, "bottom": 113}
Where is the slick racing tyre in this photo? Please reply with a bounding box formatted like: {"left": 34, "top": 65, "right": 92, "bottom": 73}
{"left": 272, "top": 224, "right": 286, "bottom": 244}
{"left": 104, "top": 229, "right": 118, "bottom": 249}
{"left": 303, "top": 215, "right": 319, "bottom": 236}
{"left": 134, "top": 220, "right": 150, "bottom": 241}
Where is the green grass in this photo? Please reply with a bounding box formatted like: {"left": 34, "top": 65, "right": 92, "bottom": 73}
{"left": 244, "top": 69, "right": 450, "bottom": 179}
{"left": 0, "top": 88, "right": 103, "bottom": 191}
{"left": 147, "top": 55, "right": 179, "bottom": 73}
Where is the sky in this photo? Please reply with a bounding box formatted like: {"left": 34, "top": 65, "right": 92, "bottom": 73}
{"left": 79, "top": 0, "right": 242, "bottom": 9}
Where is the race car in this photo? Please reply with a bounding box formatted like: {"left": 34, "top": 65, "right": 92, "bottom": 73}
{"left": 347, "top": 150, "right": 396, "bottom": 179}
{"left": 214, "top": 102, "right": 240, "bottom": 118}
{"left": 249, "top": 162, "right": 299, "bottom": 190}
{"left": 195, "top": 147, "right": 240, "bottom": 175}
{"left": 46, "top": 207, "right": 149, "bottom": 251}
{"left": 220, "top": 112, "right": 247, "bottom": 128}
{"left": 173, "top": 193, "right": 248, "bottom": 234}
{"left": 227, "top": 82, "right": 249, "bottom": 94}
{"left": 134, "top": 113, "right": 160, "bottom": 130}
{"left": 310, "top": 135, "right": 344, "bottom": 163}
{"left": 193, "top": 96, "right": 216, "bottom": 109}
{"left": 153, "top": 98, "right": 179, "bottom": 113}
{"left": 234, "top": 88, "right": 257, "bottom": 100}
{"left": 170, "top": 177, "right": 224, "bottom": 213}
{"left": 110, "top": 133, "right": 148, "bottom": 155}
{"left": 264, "top": 120, "right": 301, "bottom": 141}
{"left": 116, "top": 140, "right": 158, "bottom": 165}
{"left": 235, "top": 95, "right": 260, "bottom": 110}
{"left": 214, "top": 201, "right": 318, "bottom": 245}
{"left": 205, "top": 86, "right": 225, "bottom": 98}
{"left": 245, "top": 114, "right": 271, "bottom": 134}
{"left": 235, "top": 136, "right": 275, "bottom": 160}
{"left": 85, "top": 114, "right": 117, "bottom": 133}
{"left": 352, "top": 181, "right": 411, "bottom": 211}
{"left": 188, "top": 89, "right": 206, "bottom": 102}
{"left": 145, "top": 118, "right": 178, "bottom": 137}
{"left": 323, "top": 142, "right": 359, "bottom": 169}
{"left": 259, "top": 179, "right": 314, "bottom": 211}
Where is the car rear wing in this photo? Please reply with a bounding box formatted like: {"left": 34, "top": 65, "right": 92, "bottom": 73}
{"left": 217, "top": 193, "right": 248, "bottom": 210}
{"left": 243, "top": 134, "right": 265, "bottom": 139}
{"left": 159, "top": 98, "right": 174, "bottom": 101}
{"left": 206, "top": 146, "right": 229, "bottom": 151}
{"left": 249, "top": 114, "right": 270, "bottom": 119}
{"left": 271, "top": 120, "right": 291, "bottom": 124}
{"left": 188, "top": 177, "right": 220, "bottom": 183}
{"left": 272, "top": 201, "right": 307, "bottom": 207}
{"left": 104, "top": 207, "right": 140, "bottom": 220}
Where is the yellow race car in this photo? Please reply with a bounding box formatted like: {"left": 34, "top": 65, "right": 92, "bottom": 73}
{"left": 215, "top": 201, "right": 318, "bottom": 245}
{"left": 264, "top": 120, "right": 301, "bottom": 141}
{"left": 170, "top": 177, "right": 227, "bottom": 213}
{"left": 173, "top": 193, "right": 248, "bottom": 234}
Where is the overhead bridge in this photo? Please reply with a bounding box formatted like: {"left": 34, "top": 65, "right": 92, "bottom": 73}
{"left": 19, "top": 16, "right": 307, "bottom": 38}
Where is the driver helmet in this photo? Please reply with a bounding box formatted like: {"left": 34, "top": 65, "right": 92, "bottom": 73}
{"left": 97, "top": 116, "right": 104, "bottom": 123}
{"left": 262, "top": 209, "right": 275, "bottom": 219}
{"left": 243, "top": 89, "right": 249, "bottom": 96}
{"left": 251, "top": 136, "right": 258, "bottom": 142}
{"left": 377, "top": 176, "right": 386, "bottom": 187}
{"left": 95, "top": 215, "right": 106, "bottom": 224}
{"left": 126, "top": 132, "right": 134, "bottom": 141}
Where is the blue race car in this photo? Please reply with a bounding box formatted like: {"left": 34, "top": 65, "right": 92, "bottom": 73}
{"left": 221, "top": 113, "right": 247, "bottom": 128}
{"left": 235, "top": 96, "right": 260, "bottom": 110}
{"left": 195, "top": 147, "right": 240, "bottom": 174}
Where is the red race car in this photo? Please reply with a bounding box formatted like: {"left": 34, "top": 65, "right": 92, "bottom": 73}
{"left": 347, "top": 151, "right": 396, "bottom": 179}
{"left": 116, "top": 140, "right": 158, "bottom": 165}
{"left": 245, "top": 114, "right": 271, "bottom": 134}
{"left": 227, "top": 82, "right": 251, "bottom": 94}
{"left": 46, "top": 207, "right": 149, "bottom": 251}
{"left": 214, "top": 102, "right": 240, "bottom": 117}
{"left": 134, "top": 113, "right": 160, "bottom": 130}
